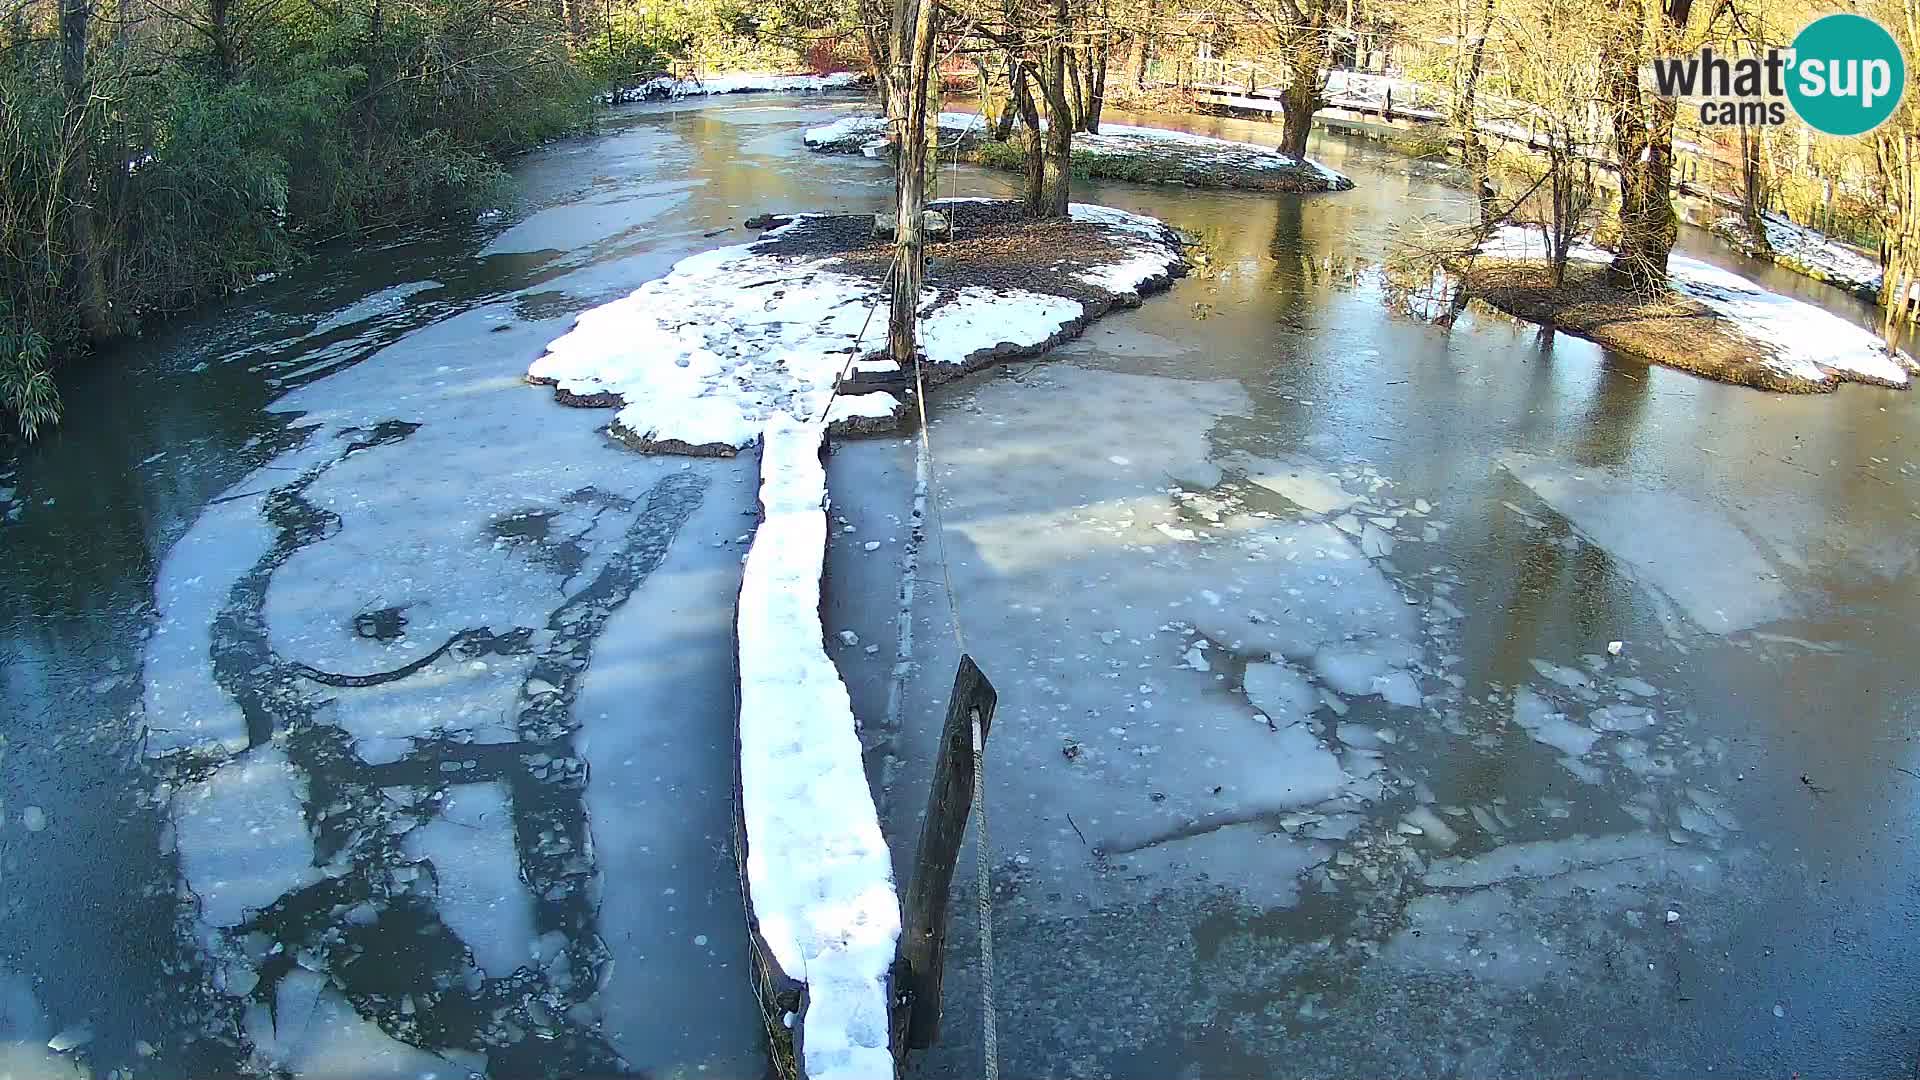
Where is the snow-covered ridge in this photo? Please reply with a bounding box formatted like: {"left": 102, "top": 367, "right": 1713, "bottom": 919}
{"left": 737, "top": 417, "right": 898, "bottom": 1080}
{"left": 606, "top": 70, "right": 863, "bottom": 104}
{"left": 526, "top": 201, "right": 1189, "bottom": 454}
{"left": 1710, "top": 211, "right": 1884, "bottom": 299}
{"left": 1476, "top": 225, "right": 1914, "bottom": 390}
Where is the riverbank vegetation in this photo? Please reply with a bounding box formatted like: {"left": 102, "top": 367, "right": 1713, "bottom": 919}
{"left": 0, "top": 0, "right": 842, "bottom": 437}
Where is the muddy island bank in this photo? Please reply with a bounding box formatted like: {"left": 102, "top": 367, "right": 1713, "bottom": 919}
{"left": 1455, "top": 226, "right": 1915, "bottom": 393}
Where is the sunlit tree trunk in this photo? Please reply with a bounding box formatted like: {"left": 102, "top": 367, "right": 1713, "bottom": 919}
{"left": 1038, "top": 0, "right": 1073, "bottom": 217}
{"left": 1739, "top": 123, "right": 1770, "bottom": 250}
{"left": 1013, "top": 62, "right": 1048, "bottom": 214}
{"left": 885, "top": 0, "right": 940, "bottom": 365}
{"left": 1601, "top": 0, "right": 1690, "bottom": 292}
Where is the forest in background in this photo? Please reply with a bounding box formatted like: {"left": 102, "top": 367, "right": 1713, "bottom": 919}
{"left": 0, "top": 0, "right": 831, "bottom": 436}
{"left": 8, "top": 0, "right": 1920, "bottom": 438}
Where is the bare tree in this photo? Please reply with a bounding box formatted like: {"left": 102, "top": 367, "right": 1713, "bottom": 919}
{"left": 1233, "top": 0, "right": 1336, "bottom": 158}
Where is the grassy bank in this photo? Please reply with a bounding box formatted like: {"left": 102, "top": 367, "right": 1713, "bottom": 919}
{"left": 963, "top": 129, "right": 1351, "bottom": 193}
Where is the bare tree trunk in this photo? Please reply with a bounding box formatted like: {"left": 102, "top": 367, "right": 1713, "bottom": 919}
{"left": 1602, "top": 0, "right": 1690, "bottom": 292}
{"left": 1454, "top": 0, "right": 1496, "bottom": 223}
{"left": 1130, "top": 2, "right": 1153, "bottom": 91}
{"left": 1013, "top": 62, "right": 1047, "bottom": 214}
{"left": 206, "top": 0, "right": 237, "bottom": 78}
{"left": 1086, "top": 11, "right": 1108, "bottom": 132}
{"left": 1038, "top": 0, "right": 1073, "bottom": 217}
{"left": 995, "top": 54, "right": 1020, "bottom": 140}
{"left": 1876, "top": 128, "right": 1920, "bottom": 345}
{"left": 1278, "top": 62, "right": 1319, "bottom": 160}
{"left": 886, "top": 0, "right": 940, "bottom": 365}
{"left": 59, "top": 0, "right": 114, "bottom": 345}
{"left": 1739, "top": 122, "right": 1770, "bottom": 251}
{"left": 1063, "top": 48, "right": 1087, "bottom": 130}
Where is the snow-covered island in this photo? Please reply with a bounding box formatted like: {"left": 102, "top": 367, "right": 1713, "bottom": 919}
{"left": 803, "top": 111, "right": 1354, "bottom": 193}
{"left": 527, "top": 198, "right": 1189, "bottom": 453}
{"left": 1463, "top": 225, "right": 1916, "bottom": 393}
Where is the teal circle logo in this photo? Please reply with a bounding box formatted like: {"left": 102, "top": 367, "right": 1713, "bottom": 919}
{"left": 1787, "top": 13, "right": 1906, "bottom": 136}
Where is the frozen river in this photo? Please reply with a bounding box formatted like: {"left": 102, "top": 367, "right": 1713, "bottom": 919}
{"left": 1, "top": 94, "right": 1916, "bottom": 1079}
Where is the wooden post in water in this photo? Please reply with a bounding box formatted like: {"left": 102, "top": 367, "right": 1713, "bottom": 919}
{"left": 897, "top": 654, "right": 997, "bottom": 1050}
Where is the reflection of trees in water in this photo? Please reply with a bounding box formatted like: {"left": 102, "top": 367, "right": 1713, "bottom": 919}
{"left": 1570, "top": 353, "right": 1652, "bottom": 469}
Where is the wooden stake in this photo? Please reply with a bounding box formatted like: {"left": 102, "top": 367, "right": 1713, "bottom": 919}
{"left": 898, "top": 654, "right": 997, "bottom": 1050}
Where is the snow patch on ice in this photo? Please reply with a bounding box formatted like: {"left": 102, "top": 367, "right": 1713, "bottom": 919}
{"left": 1233, "top": 453, "right": 1362, "bottom": 515}
{"left": 736, "top": 417, "right": 897, "bottom": 1080}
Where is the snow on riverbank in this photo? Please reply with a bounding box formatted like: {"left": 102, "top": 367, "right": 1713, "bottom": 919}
{"left": 527, "top": 201, "right": 1188, "bottom": 454}
{"left": 737, "top": 417, "right": 897, "bottom": 1080}
{"left": 607, "top": 71, "right": 862, "bottom": 104}
{"left": 1711, "top": 212, "right": 1884, "bottom": 298}
{"left": 1478, "top": 225, "right": 1914, "bottom": 390}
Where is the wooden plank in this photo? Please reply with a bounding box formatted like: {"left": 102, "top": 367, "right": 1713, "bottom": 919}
{"left": 896, "top": 654, "right": 997, "bottom": 1050}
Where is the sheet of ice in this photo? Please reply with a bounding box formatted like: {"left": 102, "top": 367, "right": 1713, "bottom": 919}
{"left": 143, "top": 493, "right": 274, "bottom": 758}
{"left": 905, "top": 366, "right": 1404, "bottom": 903}
{"left": 1383, "top": 832, "right": 1717, "bottom": 988}
{"left": 1313, "top": 649, "right": 1421, "bottom": 707}
{"left": 1512, "top": 685, "right": 1601, "bottom": 759}
{"left": 323, "top": 654, "right": 528, "bottom": 765}
{"left": 401, "top": 783, "right": 534, "bottom": 979}
{"left": 170, "top": 744, "right": 320, "bottom": 927}
{"left": 1243, "top": 661, "right": 1315, "bottom": 724}
{"left": 247, "top": 968, "right": 467, "bottom": 1079}
{"left": 736, "top": 417, "right": 898, "bottom": 1080}
{"left": 572, "top": 460, "right": 763, "bottom": 1072}
{"left": 1116, "top": 822, "right": 1327, "bottom": 905}
{"left": 1501, "top": 452, "right": 1791, "bottom": 633}
{"left": 1478, "top": 225, "right": 1911, "bottom": 388}
{"left": 1186, "top": 519, "right": 1419, "bottom": 665}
